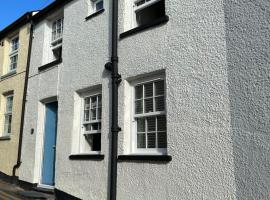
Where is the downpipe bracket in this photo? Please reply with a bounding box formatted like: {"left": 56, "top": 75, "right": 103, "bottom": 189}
{"left": 105, "top": 62, "right": 113, "bottom": 71}
{"left": 112, "top": 127, "right": 122, "bottom": 133}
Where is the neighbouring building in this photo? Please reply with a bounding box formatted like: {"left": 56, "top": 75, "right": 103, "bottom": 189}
{"left": 0, "top": 12, "right": 33, "bottom": 179}
{"left": 16, "top": 0, "right": 270, "bottom": 200}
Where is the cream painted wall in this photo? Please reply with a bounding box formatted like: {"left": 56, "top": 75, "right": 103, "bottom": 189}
{"left": 0, "top": 23, "right": 30, "bottom": 176}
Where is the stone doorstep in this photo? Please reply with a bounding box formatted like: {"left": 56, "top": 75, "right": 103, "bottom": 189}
{"left": 16, "top": 190, "right": 48, "bottom": 199}
{"left": 0, "top": 180, "right": 55, "bottom": 200}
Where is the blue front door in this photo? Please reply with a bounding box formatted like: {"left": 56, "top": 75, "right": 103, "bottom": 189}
{"left": 41, "top": 102, "right": 58, "bottom": 186}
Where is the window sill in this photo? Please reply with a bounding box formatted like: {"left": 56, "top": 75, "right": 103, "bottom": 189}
{"left": 85, "top": 9, "right": 105, "bottom": 21}
{"left": 118, "top": 155, "right": 172, "bottom": 162}
{"left": 1, "top": 70, "right": 16, "bottom": 80}
{"left": 120, "top": 15, "right": 169, "bottom": 39}
{"left": 0, "top": 136, "right": 11, "bottom": 141}
{"left": 69, "top": 154, "right": 104, "bottom": 160}
{"left": 38, "top": 58, "right": 62, "bottom": 72}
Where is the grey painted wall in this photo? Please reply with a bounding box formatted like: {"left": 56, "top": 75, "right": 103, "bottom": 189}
{"left": 117, "top": 0, "right": 236, "bottom": 199}
{"left": 225, "top": 1, "right": 270, "bottom": 199}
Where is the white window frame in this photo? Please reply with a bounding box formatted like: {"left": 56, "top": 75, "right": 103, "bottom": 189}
{"left": 80, "top": 91, "right": 102, "bottom": 154}
{"left": 3, "top": 94, "right": 13, "bottom": 136}
{"left": 89, "top": 0, "right": 104, "bottom": 13}
{"left": 130, "top": 74, "right": 167, "bottom": 155}
{"left": 51, "top": 17, "right": 64, "bottom": 48}
{"left": 8, "top": 36, "right": 19, "bottom": 72}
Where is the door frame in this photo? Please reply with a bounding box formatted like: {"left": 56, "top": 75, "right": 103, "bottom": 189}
{"left": 36, "top": 96, "right": 58, "bottom": 188}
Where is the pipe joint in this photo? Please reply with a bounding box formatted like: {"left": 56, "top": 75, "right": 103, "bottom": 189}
{"left": 113, "top": 74, "right": 122, "bottom": 85}
{"left": 111, "top": 56, "right": 119, "bottom": 63}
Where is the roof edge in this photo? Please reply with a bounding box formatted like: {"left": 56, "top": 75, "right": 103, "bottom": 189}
{"left": 0, "top": 12, "right": 32, "bottom": 40}
{"left": 32, "top": 0, "right": 75, "bottom": 23}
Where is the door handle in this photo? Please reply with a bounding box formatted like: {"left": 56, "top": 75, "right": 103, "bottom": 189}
{"left": 53, "top": 146, "right": 56, "bottom": 149}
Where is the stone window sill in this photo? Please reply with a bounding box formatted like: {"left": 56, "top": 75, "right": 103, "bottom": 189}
{"left": 38, "top": 58, "right": 62, "bottom": 72}
{"left": 69, "top": 154, "right": 104, "bottom": 160}
{"left": 0, "top": 136, "right": 11, "bottom": 141}
{"left": 120, "top": 15, "right": 169, "bottom": 39}
{"left": 118, "top": 155, "right": 172, "bottom": 162}
{"left": 85, "top": 9, "right": 105, "bottom": 21}
{"left": 1, "top": 70, "right": 16, "bottom": 80}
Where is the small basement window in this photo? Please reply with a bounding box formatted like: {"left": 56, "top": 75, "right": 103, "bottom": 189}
{"left": 134, "top": 0, "right": 165, "bottom": 27}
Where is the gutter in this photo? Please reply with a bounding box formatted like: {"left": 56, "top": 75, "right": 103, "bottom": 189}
{"left": 105, "top": 0, "right": 121, "bottom": 199}
{"left": 12, "top": 16, "right": 34, "bottom": 180}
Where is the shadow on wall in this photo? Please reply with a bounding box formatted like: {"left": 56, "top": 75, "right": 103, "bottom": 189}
{"left": 224, "top": 0, "right": 270, "bottom": 199}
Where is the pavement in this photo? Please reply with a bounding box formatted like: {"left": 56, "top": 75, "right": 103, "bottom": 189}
{"left": 0, "top": 180, "right": 55, "bottom": 200}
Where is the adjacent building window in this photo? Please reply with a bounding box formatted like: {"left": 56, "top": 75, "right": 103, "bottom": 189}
{"left": 133, "top": 0, "right": 165, "bottom": 27}
{"left": 3, "top": 95, "right": 13, "bottom": 136}
{"left": 82, "top": 94, "right": 102, "bottom": 152}
{"left": 51, "top": 17, "right": 63, "bottom": 60}
{"left": 90, "top": 0, "right": 104, "bottom": 13}
{"left": 133, "top": 78, "right": 167, "bottom": 154}
{"left": 9, "top": 36, "right": 19, "bottom": 72}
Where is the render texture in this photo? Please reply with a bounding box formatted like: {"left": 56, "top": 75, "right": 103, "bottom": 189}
{"left": 18, "top": 0, "right": 270, "bottom": 199}
{"left": 0, "top": 23, "right": 30, "bottom": 176}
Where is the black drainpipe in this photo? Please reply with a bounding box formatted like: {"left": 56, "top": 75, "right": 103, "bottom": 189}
{"left": 105, "top": 0, "right": 121, "bottom": 199}
{"left": 12, "top": 14, "right": 34, "bottom": 181}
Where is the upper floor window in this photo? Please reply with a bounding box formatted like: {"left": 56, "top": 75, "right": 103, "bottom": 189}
{"left": 9, "top": 36, "right": 19, "bottom": 72}
{"left": 82, "top": 93, "right": 102, "bottom": 152}
{"left": 132, "top": 76, "right": 167, "bottom": 154}
{"left": 11, "top": 37, "right": 19, "bottom": 53}
{"left": 51, "top": 18, "right": 63, "bottom": 44}
{"left": 133, "top": 0, "right": 165, "bottom": 27}
{"left": 4, "top": 94, "right": 13, "bottom": 136}
{"left": 90, "top": 0, "right": 104, "bottom": 13}
{"left": 51, "top": 17, "right": 63, "bottom": 61}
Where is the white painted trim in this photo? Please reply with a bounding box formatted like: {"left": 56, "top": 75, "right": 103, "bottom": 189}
{"left": 34, "top": 101, "right": 46, "bottom": 184}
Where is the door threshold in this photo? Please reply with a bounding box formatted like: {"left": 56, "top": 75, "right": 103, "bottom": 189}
{"left": 35, "top": 184, "right": 55, "bottom": 194}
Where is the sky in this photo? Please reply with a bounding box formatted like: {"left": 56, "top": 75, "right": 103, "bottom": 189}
{"left": 0, "top": 0, "right": 55, "bottom": 31}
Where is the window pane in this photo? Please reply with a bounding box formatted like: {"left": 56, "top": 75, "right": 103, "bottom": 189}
{"left": 135, "top": 85, "right": 143, "bottom": 99}
{"left": 137, "top": 118, "right": 145, "bottom": 132}
{"left": 155, "top": 80, "right": 164, "bottom": 96}
{"left": 91, "top": 96, "right": 97, "bottom": 109}
{"left": 135, "top": 100, "right": 143, "bottom": 114}
{"left": 155, "top": 96, "right": 165, "bottom": 111}
{"left": 158, "top": 132, "right": 167, "bottom": 148}
{"left": 144, "top": 98, "right": 153, "bottom": 113}
{"left": 84, "top": 133, "right": 101, "bottom": 151}
{"left": 144, "top": 82, "right": 153, "bottom": 97}
{"left": 91, "top": 123, "right": 100, "bottom": 131}
{"left": 157, "top": 115, "right": 166, "bottom": 131}
{"left": 84, "top": 110, "right": 90, "bottom": 121}
{"left": 84, "top": 98, "right": 90, "bottom": 110}
{"left": 147, "top": 133, "right": 156, "bottom": 148}
{"left": 147, "top": 117, "right": 156, "bottom": 132}
{"left": 11, "top": 37, "right": 19, "bottom": 52}
{"left": 6, "top": 96, "right": 13, "bottom": 113}
{"left": 90, "top": 109, "right": 97, "bottom": 120}
{"left": 137, "top": 133, "right": 146, "bottom": 148}
{"left": 96, "top": 0, "right": 104, "bottom": 10}
{"left": 98, "top": 108, "right": 102, "bottom": 120}
{"left": 84, "top": 124, "right": 91, "bottom": 131}
{"left": 4, "top": 115, "right": 12, "bottom": 134}
{"left": 98, "top": 95, "right": 102, "bottom": 107}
